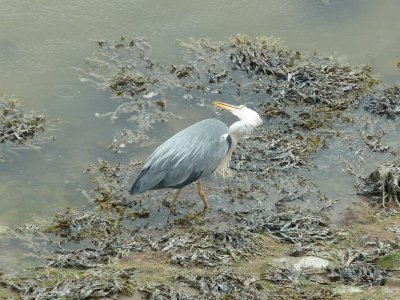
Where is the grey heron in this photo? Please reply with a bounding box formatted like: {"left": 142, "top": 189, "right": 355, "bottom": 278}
{"left": 130, "top": 101, "right": 262, "bottom": 212}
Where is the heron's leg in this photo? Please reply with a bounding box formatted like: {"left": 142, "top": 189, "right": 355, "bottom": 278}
{"left": 167, "top": 188, "right": 182, "bottom": 219}
{"left": 196, "top": 180, "right": 208, "bottom": 210}
{"left": 393, "top": 184, "right": 400, "bottom": 207}
{"left": 395, "top": 193, "right": 400, "bottom": 207}
{"left": 382, "top": 186, "right": 386, "bottom": 208}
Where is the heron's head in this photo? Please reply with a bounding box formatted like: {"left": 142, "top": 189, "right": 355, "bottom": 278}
{"left": 212, "top": 101, "right": 263, "bottom": 129}
{"left": 212, "top": 101, "right": 262, "bottom": 139}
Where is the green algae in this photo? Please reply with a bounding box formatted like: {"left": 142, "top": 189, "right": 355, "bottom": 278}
{"left": 377, "top": 252, "right": 400, "bottom": 270}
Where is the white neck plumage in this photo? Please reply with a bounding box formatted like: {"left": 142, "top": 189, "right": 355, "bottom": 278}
{"left": 228, "top": 114, "right": 263, "bottom": 146}
{"left": 213, "top": 105, "right": 262, "bottom": 178}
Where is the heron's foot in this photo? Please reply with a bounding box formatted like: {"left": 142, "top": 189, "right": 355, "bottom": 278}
{"left": 201, "top": 204, "right": 209, "bottom": 212}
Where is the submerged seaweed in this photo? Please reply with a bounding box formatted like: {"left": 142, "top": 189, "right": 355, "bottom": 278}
{"left": 364, "top": 85, "right": 400, "bottom": 118}
{"left": 78, "top": 36, "right": 180, "bottom": 146}
{"left": 0, "top": 95, "right": 51, "bottom": 161}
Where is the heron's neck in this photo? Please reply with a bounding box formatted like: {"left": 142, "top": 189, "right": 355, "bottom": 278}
{"left": 228, "top": 117, "right": 260, "bottom": 144}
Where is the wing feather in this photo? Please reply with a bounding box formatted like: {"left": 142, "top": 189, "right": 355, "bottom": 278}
{"left": 130, "top": 118, "right": 230, "bottom": 194}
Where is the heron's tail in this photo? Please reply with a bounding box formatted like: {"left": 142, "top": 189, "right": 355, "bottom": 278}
{"left": 129, "top": 168, "right": 165, "bottom": 194}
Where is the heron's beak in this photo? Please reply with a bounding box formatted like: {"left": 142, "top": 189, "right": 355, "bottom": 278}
{"left": 212, "top": 101, "right": 239, "bottom": 111}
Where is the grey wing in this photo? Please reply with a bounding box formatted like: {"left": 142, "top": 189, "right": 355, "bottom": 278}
{"left": 130, "top": 118, "right": 230, "bottom": 194}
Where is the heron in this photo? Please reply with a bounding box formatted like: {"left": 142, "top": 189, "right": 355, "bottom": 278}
{"left": 129, "top": 101, "right": 262, "bottom": 213}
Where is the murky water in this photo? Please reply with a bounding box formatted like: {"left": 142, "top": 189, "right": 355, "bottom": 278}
{"left": 1, "top": 0, "right": 399, "bottom": 271}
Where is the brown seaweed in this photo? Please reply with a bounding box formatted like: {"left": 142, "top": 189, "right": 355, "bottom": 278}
{"left": 0, "top": 95, "right": 51, "bottom": 161}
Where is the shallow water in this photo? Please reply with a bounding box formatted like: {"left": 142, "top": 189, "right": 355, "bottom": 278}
{"left": 0, "top": 0, "right": 399, "bottom": 271}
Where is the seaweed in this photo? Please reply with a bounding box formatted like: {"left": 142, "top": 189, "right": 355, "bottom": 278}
{"left": 327, "top": 249, "right": 388, "bottom": 286}
{"left": 141, "top": 269, "right": 267, "bottom": 300}
{"left": 230, "top": 34, "right": 376, "bottom": 108}
{"left": 153, "top": 228, "right": 264, "bottom": 267}
{"left": 242, "top": 208, "right": 335, "bottom": 245}
{"left": 43, "top": 209, "right": 147, "bottom": 268}
{"left": 0, "top": 95, "right": 51, "bottom": 161}
{"left": 82, "top": 158, "right": 144, "bottom": 213}
{"left": 264, "top": 265, "right": 312, "bottom": 284}
{"left": 0, "top": 266, "right": 136, "bottom": 299}
{"left": 139, "top": 283, "right": 197, "bottom": 300}
{"left": 264, "top": 244, "right": 392, "bottom": 287}
{"left": 357, "top": 159, "right": 400, "bottom": 207}
{"left": 175, "top": 269, "right": 264, "bottom": 299}
{"left": 141, "top": 269, "right": 338, "bottom": 300}
{"left": 364, "top": 85, "right": 400, "bottom": 118}
{"left": 80, "top": 34, "right": 379, "bottom": 156}
{"left": 3, "top": 34, "right": 400, "bottom": 298}
{"left": 79, "top": 36, "right": 179, "bottom": 145}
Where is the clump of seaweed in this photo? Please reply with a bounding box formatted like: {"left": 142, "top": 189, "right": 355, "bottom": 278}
{"left": 243, "top": 208, "right": 335, "bottom": 245}
{"left": 152, "top": 227, "right": 264, "bottom": 267}
{"left": 264, "top": 244, "right": 391, "bottom": 287}
{"left": 82, "top": 158, "right": 145, "bottom": 213}
{"left": 141, "top": 268, "right": 339, "bottom": 300}
{"left": 327, "top": 261, "right": 386, "bottom": 286}
{"left": 233, "top": 131, "right": 309, "bottom": 172}
{"left": 359, "top": 128, "right": 391, "bottom": 153}
{"left": 175, "top": 269, "right": 264, "bottom": 299}
{"left": 44, "top": 209, "right": 120, "bottom": 241}
{"left": 43, "top": 209, "right": 146, "bottom": 268}
{"left": 139, "top": 282, "right": 196, "bottom": 300}
{"left": 327, "top": 249, "right": 388, "bottom": 286}
{"left": 264, "top": 265, "right": 313, "bottom": 284}
{"left": 47, "top": 238, "right": 144, "bottom": 269}
{"left": 0, "top": 95, "right": 50, "bottom": 160}
{"left": 357, "top": 159, "right": 400, "bottom": 207}
{"left": 0, "top": 266, "right": 136, "bottom": 299}
{"left": 141, "top": 269, "right": 267, "bottom": 300}
{"left": 364, "top": 85, "right": 400, "bottom": 118}
{"left": 228, "top": 35, "right": 378, "bottom": 107}
{"left": 109, "top": 68, "right": 158, "bottom": 97}
{"left": 179, "top": 34, "right": 378, "bottom": 112}
{"left": 83, "top": 36, "right": 154, "bottom": 97}
{"left": 271, "top": 286, "right": 338, "bottom": 300}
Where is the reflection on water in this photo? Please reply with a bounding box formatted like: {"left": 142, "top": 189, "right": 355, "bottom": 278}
{"left": 0, "top": 0, "right": 399, "bottom": 271}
